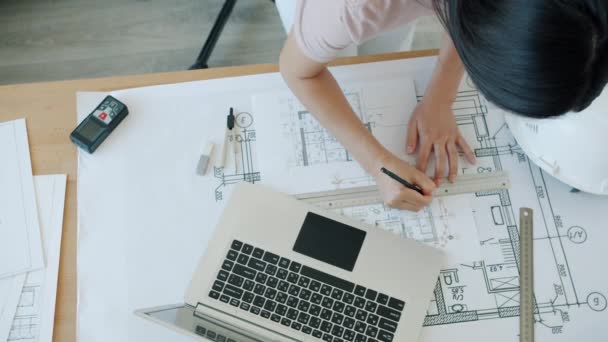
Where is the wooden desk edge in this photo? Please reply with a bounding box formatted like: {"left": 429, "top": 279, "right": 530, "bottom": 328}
{"left": 0, "top": 48, "right": 438, "bottom": 342}
{"left": 0, "top": 49, "right": 438, "bottom": 91}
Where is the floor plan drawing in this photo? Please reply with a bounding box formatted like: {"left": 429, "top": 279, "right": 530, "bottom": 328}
{"left": 8, "top": 282, "right": 40, "bottom": 341}
{"left": 254, "top": 75, "right": 608, "bottom": 340}
{"left": 254, "top": 78, "right": 419, "bottom": 194}
{"left": 418, "top": 82, "right": 607, "bottom": 340}
{"left": 285, "top": 92, "right": 370, "bottom": 167}
{"left": 332, "top": 195, "right": 482, "bottom": 266}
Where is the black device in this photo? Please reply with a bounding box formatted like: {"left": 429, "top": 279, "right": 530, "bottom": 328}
{"left": 294, "top": 212, "right": 366, "bottom": 272}
{"left": 70, "top": 96, "right": 129, "bottom": 153}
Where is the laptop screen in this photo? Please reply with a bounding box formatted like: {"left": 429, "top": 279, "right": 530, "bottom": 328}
{"left": 293, "top": 212, "right": 366, "bottom": 271}
{"left": 139, "top": 305, "right": 268, "bottom": 342}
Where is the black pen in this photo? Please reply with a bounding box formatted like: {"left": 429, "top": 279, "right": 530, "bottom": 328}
{"left": 380, "top": 167, "right": 424, "bottom": 195}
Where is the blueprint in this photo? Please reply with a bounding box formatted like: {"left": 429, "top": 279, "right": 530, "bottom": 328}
{"left": 253, "top": 75, "right": 608, "bottom": 341}
{"left": 417, "top": 82, "right": 608, "bottom": 341}
{"left": 254, "top": 79, "right": 419, "bottom": 193}
{"left": 332, "top": 194, "right": 481, "bottom": 268}
{"left": 75, "top": 57, "right": 608, "bottom": 342}
{"left": 212, "top": 110, "right": 261, "bottom": 201}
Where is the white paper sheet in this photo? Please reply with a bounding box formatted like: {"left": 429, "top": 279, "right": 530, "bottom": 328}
{"left": 76, "top": 90, "right": 261, "bottom": 342}
{"left": 77, "top": 57, "right": 608, "bottom": 342}
{"left": 7, "top": 175, "right": 66, "bottom": 342}
{"left": 0, "top": 119, "right": 44, "bottom": 279}
{"left": 75, "top": 62, "right": 431, "bottom": 342}
{"left": 254, "top": 78, "right": 419, "bottom": 193}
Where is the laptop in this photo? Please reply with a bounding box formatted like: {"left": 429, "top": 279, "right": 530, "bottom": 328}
{"left": 136, "top": 183, "right": 444, "bottom": 342}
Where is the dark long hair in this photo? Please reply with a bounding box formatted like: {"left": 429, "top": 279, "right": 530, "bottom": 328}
{"left": 432, "top": 0, "right": 608, "bottom": 118}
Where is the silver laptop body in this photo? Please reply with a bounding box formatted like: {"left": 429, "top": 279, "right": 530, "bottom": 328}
{"left": 137, "top": 183, "right": 443, "bottom": 342}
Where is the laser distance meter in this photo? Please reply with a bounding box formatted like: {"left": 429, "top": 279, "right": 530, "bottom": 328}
{"left": 70, "top": 95, "right": 129, "bottom": 153}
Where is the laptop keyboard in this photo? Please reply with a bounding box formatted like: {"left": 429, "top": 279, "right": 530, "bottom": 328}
{"left": 195, "top": 325, "right": 236, "bottom": 342}
{"left": 207, "top": 240, "right": 405, "bottom": 342}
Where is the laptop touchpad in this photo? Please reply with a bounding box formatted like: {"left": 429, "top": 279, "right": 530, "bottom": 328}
{"left": 293, "top": 212, "right": 366, "bottom": 272}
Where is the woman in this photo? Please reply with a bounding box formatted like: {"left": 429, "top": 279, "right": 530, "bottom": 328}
{"left": 279, "top": 0, "right": 607, "bottom": 211}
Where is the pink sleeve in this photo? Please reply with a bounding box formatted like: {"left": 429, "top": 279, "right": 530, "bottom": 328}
{"left": 293, "top": 0, "right": 353, "bottom": 63}
{"left": 293, "top": 0, "right": 435, "bottom": 63}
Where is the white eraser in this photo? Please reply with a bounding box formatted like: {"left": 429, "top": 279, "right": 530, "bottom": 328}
{"left": 201, "top": 141, "right": 215, "bottom": 156}
{"left": 197, "top": 142, "right": 215, "bottom": 176}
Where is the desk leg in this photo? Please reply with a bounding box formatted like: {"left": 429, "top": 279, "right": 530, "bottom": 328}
{"left": 190, "top": 0, "right": 238, "bottom": 69}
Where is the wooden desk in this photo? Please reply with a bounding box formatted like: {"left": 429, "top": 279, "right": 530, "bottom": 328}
{"left": 0, "top": 49, "right": 437, "bottom": 342}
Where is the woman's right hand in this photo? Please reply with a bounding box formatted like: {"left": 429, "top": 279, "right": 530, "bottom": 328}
{"left": 372, "top": 153, "right": 436, "bottom": 211}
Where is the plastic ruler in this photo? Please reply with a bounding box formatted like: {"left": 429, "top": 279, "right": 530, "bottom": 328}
{"left": 295, "top": 172, "right": 510, "bottom": 209}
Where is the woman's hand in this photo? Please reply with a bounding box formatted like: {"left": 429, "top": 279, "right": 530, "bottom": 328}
{"left": 372, "top": 152, "right": 436, "bottom": 211}
{"left": 406, "top": 98, "right": 476, "bottom": 185}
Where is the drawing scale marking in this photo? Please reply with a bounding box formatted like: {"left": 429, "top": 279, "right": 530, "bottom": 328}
{"left": 295, "top": 172, "right": 510, "bottom": 209}
{"left": 519, "top": 207, "right": 535, "bottom": 342}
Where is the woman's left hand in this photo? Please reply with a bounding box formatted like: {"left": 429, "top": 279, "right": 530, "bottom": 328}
{"left": 406, "top": 98, "right": 476, "bottom": 185}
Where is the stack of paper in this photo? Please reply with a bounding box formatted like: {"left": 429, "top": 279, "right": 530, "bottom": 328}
{"left": 0, "top": 119, "right": 66, "bottom": 342}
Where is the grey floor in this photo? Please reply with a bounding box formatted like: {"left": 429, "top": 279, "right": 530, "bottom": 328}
{"left": 0, "top": 0, "right": 442, "bottom": 85}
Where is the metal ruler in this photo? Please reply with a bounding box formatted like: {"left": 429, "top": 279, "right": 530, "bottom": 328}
{"left": 295, "top": 172, "right": 510, "bottom": 209}
{"left": 519, "top": 207, "right": 535, "bottom": 342}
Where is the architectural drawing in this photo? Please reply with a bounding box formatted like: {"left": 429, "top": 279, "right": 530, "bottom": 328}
{"left": 253, "top": 79, "right": 419, "bottom": 194}
{"left": 416, "top": 85, "right": 608, "bottom": 339}
{"left": 332, "top": 195, "right": 482, "bottom": 265}
{"left": 254, "top": 78, "right": 608, "bottom": 340}
{"left": 8, "top": 283, "right": 40, "bottom": 341}
{"left": 213, "top": 111, "right": 261, "bottom": 201}
{"left": 217, "top": 80, "right": 418, "bottom": 198}
{"left": 284, "top": 92, "right": 370, "bottom": 167}
{"left": 217, "top": 77, "right": 607, "bottom": 339}
{"left": 317, "top": 83, "right": 607, "bottom": 339}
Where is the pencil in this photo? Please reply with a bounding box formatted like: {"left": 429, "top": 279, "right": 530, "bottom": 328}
{"left": 380, "top": 167, "right": 424, "bottom": 195}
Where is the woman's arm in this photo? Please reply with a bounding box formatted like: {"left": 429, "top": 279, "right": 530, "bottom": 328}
{"left": 279, "top": 32, "right": 435, "bottom": 211}
{"left": 406, "top": 34, "right": 476, "bottom": 184}
{"left": 279, "top": 33, "right": 386, "bottom": 175}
